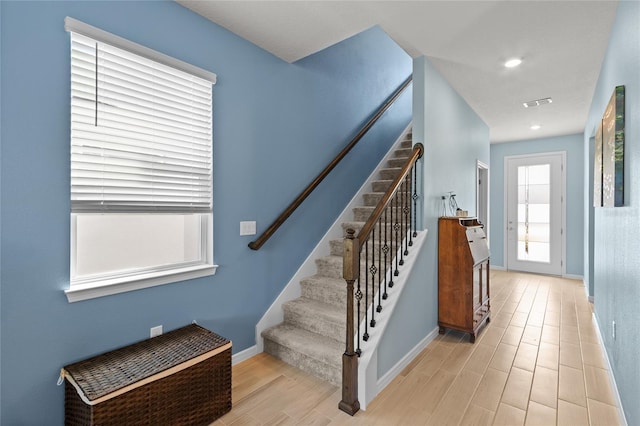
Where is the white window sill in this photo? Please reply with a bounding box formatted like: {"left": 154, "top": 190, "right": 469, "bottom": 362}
{"left": 65, "top": 264, "right": 218, "bottom": 303}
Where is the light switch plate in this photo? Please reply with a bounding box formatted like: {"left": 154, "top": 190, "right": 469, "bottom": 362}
{"left": 240, "top": 221, "right": 257, "bottom": 236}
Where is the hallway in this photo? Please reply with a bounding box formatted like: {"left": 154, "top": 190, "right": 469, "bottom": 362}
{"left": 218, "top": 270, "right": 623, "bottom": 425}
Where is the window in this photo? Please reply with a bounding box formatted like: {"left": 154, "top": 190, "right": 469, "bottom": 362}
{"left": 65, "top": 18, "right": 217, "bottom": 302}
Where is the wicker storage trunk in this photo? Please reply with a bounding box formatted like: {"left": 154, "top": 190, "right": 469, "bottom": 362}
{"left": 61, "top": 324, "right": 231, "bottom": 426}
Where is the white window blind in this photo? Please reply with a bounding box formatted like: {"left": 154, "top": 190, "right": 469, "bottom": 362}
{"left": 69, "top": 30, "right": 214, "bottom": 213}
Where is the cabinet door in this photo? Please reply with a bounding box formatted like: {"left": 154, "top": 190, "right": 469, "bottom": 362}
{"left": 473, "top": 265, "right": 481, "bottom": 310}
{"left": 481, "top": 262, "right": 489, "bottom": 303}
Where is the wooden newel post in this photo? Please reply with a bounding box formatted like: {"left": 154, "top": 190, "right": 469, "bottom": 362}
{"left": 339, "top": 228, "right": 360, "bottom": 415}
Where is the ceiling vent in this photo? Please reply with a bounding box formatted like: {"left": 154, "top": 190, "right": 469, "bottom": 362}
{"left": 523, "top": 97, "right": 553, "bottom": 108}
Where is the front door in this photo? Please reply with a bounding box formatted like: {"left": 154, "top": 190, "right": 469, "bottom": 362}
{"left": 505, "top": 153, "right": 564, "bottom": 275}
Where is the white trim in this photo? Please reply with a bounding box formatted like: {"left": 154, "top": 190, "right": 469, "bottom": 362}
{"left": 503, "top": 156, "right": 508, "bottom": 269}
{"left": 561, "top": 154, "right": 567, "bottom": 276}
{"left": 255, "top": 124, "right": 413, "bottom": 352}
{"left": 476, "top": 159, "right": 490, "bottom": 245}
{"left": 562, "top": 274, "right": 583, "bottom": 281}
{"left": 64, "top": 17, "right": 216, "bottom": 84}
{"left": 491, "top": 264, "right": 507, "bottom": 271}
{"left": 592, "top": 313, "right": 628, "bottom": 426}
{"left": 65, "top": 264, "right": 217, "bottom": 303}
{"left": 583, "top": 278, "right": 593, "bottom": 303}
{"left": 232, "top": 345, "right": 259, "bottom": 365}
{"left": 376, "top": 326, "right": 439, "bottom": 394}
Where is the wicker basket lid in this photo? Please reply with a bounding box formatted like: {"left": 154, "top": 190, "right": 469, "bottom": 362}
{"left": 62, "top": 324, "right": 230, "bottom": 403}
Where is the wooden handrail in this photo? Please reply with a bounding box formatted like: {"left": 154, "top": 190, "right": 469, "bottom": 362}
{"left": 248, "top": 76, "right": 413, "bottom": 250}
{"left": 356, "top": 143, "right": 423, "bottom": 244}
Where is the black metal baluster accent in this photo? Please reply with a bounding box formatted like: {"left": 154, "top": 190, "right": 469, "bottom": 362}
{"left": 412, "top": 161, "right": 418, "bottom": 238}
{"left": 376, "top": 217, "right": 383, "bottom": 313}
{"left": 408, "top": 169, "right": 414, "bottom": 247}
{"left": 369, "top": 228, "right": 376, "bottom": 328}
{"left": 363, "top": 243, "right": 369, "bottom": 341}
{"left": 398, "top": 180, "right": 405, "bottom": 266}
{"left": 383, "top": 207, "right": 389, "bottom": 299}
{"left": 403, "top": 175, "right": 410, "bottom": 256}
{"left": 393, "top": 192, "right": 400, "bottom": 277}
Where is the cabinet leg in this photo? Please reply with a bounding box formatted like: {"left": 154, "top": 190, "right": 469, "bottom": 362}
{"left": 486, "top": 316, "right": 491, "bottom": 323}
{"left": 439, "top": 326, "right": 446, "bottom": 335}
{"left": 469, "top": 333, "right": 476, "bottom": 343}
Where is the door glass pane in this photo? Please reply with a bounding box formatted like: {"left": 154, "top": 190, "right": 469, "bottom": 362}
{"left": 517, "top": 164, "right": 550, "bottom": 262}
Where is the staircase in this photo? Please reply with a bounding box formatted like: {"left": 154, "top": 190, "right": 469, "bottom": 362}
{"left": 261, "top": 132, "right": 413, "bottom": 386}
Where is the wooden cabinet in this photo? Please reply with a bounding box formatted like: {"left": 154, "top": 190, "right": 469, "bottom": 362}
{"left": 438, "top": 217, "right": 490, "bottom": 343}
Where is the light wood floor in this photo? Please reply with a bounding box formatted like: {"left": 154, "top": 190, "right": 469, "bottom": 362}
{"left": 214, "top": 270, "right": 623, "bottom": 425}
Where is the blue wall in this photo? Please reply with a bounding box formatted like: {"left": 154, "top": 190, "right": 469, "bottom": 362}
{"left": 489, "top": 134, "right": 584, "bottom": 277}
{"left": 377, "top": 56, "right": 489, "bottom": 375}
{"left": 0, "top": 2, "right": 412, "bottom": 423}
{"left": 584, "top": 1, "right": 640, "bottom": 423}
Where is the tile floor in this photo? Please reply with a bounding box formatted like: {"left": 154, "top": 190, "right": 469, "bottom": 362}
{"left": 215, "top": 270, "right": 623, "bottom": 425}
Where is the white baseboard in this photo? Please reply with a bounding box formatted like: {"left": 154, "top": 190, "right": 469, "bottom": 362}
{"left": 491, "top": 265, "right": 506, "bottom": 271}
{"left": 582, "top": 278, "right": 594, "bottom": 303}
{"left": 376, "top": 326, "right": 439, "bottom": 394}
{"left": 583, "top": 278, "right": 590, "bottom": 299}
{"left": 232, "top": 345, "right": 259, "bottom": 365}
{"left": 592, "top": 313, "right": 628, "bottom": 426}
{"left": 562, "top": 273, "right": 583, "bottom": 281}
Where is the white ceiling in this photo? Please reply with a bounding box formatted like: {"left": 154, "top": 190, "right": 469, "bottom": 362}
{"left": 177, "top": 0, "right": 618, "bottom": 143}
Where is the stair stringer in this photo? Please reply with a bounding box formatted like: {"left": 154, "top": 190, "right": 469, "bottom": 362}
{"left": 255, "top": 122, "right": 412, "bottom": 353}
{"left": 356, "top": 229, "right": 428, "bottom": 410}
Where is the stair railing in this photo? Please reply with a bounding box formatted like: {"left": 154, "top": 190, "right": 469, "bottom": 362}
{"left": 339, "top": 142, "right": 424, "bottom": 416}
{"left": 248, "top": 76, "right": 413, "bottom": 250}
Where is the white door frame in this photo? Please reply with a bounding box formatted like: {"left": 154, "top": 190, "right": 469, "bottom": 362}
{"left": 476, "top": 160, "right": 489, "bottom": 245}
{"left": 503, "top": 151, "right": 566, "bottom": 275}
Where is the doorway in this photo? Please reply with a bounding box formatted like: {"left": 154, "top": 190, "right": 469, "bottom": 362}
{"left": 505, "top": 152, "right": 565, "bottom": 275}
{"left": 476, "top": 160, "right": 489, "bottom": 242}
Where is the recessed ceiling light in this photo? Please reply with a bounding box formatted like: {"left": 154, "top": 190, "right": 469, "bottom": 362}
{"left": 530, "top": 125, "right": 541, "bottom": 130}
{"left": 504, "top": 58, "right": 522, "bottom": 68}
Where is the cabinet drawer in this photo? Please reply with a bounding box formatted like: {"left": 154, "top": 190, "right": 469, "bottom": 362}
{"left": 473, "top": 302, "right": 490, "bottom": 324}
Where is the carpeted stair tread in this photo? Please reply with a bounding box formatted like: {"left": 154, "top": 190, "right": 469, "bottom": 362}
{"left": 283, "top": 297, "right": 344, "bottom": 338}
{"left": 387, "top": 157, "right": 410, "bottom": 168}
{"left": 353, "top": 205, "right": 408, "bottom": 222}
{"left": 300, "top": 274, "right": 346, "bottom": 308}
{"left": 395, "top": 147, "right": 412, "bottom": 157}
{"left": 315, "top": 254, "right": 389, "bottom": 280}
{"left": 380, "top": 167, "right": 402, "bottom": 180}
{"left": 372, "top": 180, "right": 394, "bottom": 192}
{"left": 329, "top": 239, "right": 344, "bottom": 256}
{"left": 315, "top": 255, "right": 345, "bottom": 279}
{"left": 363, "top": 192, "right": 385, "bottom": 206}
{"left": 262, "top": 324, "right": 342, "bottom": 363}
{"left": 341, "top": 220, "right": 400, "bottom": 235}
{"left": 330, "top": 237, "right": 403, "bottom": 258}
{"left": 341, "top": 221, "right": 366, "bottom": 233}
